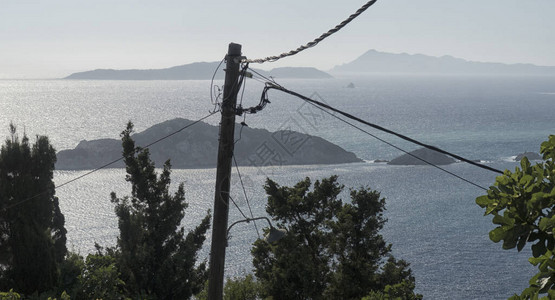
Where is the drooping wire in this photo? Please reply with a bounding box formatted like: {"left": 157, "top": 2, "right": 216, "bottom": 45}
{"left": 230, "top": 110, "right": 259, "bottom": 237}
{"left": 244, "top": 0, "right": 378, "bottom": 64}
{"left": 210, "top": 57, "right": 225, "bottom": 109}
{"left": 255, "top": 82, "right": 502, "bottom": 190}
{"left": 211, "top": 86, "right": 222, "bottom": 113}
{"left": 212, "top": 57, "right": 248, "bottom": 113}
{"left": 244, "top": 72, "right": 494, "bottom": 191}
{"left": 235, "top": 66, "right": 277, "bottom": 116}
{"left": 233, "top": 153, "right": 260, "bottom": 238}
{"left": 3, "top": 111, "right": 219, "bottom": 211}
{"left": 234, "top": 115, "right": 247, "bottom": 145}
{"left": 240, "top": 72, "right": 498, "bottom": 189}
{"left": 264, "top": 82, "right": 504, "bottom": 175}
{"left": 238, "top": 64, "right": 248, "bottom": 108}
{"left": 235, "top": 82, "right": 272, "bottom": 116}
{"left": 222, "top": 62, "right": 250, "bottom": 112}
{"left": 302, "top": 97, "right": 490, "bottom": 191}
{"left": 249, "top": 73, "right": 271, "bottom": 85}
{"left": 224, "top": 192, "right": 248, "bottom": 220}
{"left": 248, "top": 68, "right": 276, "bottom": 84}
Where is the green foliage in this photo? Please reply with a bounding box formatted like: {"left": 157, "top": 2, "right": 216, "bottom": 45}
{"left": 79, "top": 254, "right": 124, "bottom": 300}
{"left": 108, "top": 122, "right": 211, "bottom": 299}
{"left": 194, "top": 281, "right": 209, "bottom": 300}
{"left": 196, "top": 275, "right": 262, "bottom": 300}
{"left": 477, "top": 135, "right": 555, "bottom": 299}
{"left": 362, "top": 280, "right": 422, "bottom": 300}
{"left": 0, "top": 124, "right": 67, "bottom": 294}
{"left": 57, "top": 252, "right": 84, "bottom": 297}
{"left": 46, "top": 291, "right": 70, "bottom": 300}
{"left": 223, "top": 274, "right": 262, "bottom": 300}
{"left": 0, "top": 290, "right": 20, "bottom": 300}
{"left": 252, "top": 176, "right": 421, "bottom": 299}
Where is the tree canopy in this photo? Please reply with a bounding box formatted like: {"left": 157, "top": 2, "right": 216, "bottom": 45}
{"left": 0, "top": 124, "right": 67, "bottom": 294}
{"left": 0, "top": 122, "right": 213, "bottom": 299}
{"left": 251, "top": 176, "right": 421, "bottom": 299}
{"left": 108, "top": 122, "right": 211, "bottom": 299}
{"left": 476, "top": 135, "right": 555, "bottom": 299}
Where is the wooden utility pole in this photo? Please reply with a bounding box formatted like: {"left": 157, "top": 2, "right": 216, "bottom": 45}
{"left": 208, "top": 42, "right": 242, "bottom": 300}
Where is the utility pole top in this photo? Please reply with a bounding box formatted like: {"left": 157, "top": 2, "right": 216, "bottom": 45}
{"left": 228, "top": 43, "right": 242, "bottom": 56}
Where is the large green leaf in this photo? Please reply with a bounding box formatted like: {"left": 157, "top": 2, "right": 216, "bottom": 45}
{"left": 476, "top": 195, "right": 491, "bottom": 207}
{"left": 493, "top": 213, "right": 515, "bottom": 226}
{"left": 519, "top": 174, "right": 534, "bottom": 186}
{"left": 532, "top": 242, "right": 547, "bottom": 258}
{"left": 538, "top": 217, "right": 554, "bottom": 232}
{"left": 489, "top": 227, "right": 505, "bottom": 243}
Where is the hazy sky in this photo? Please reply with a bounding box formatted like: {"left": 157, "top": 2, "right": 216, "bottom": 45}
{"left": 2, "top": 0, "right": 554, "bottom": 78}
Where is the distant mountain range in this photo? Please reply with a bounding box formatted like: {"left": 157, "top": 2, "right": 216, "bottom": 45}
{"left": 332, "top": 49, "right": 555, "bottom": 75}
{"left": 64, "top": 62, "right": 332, "bottom": 80}
{"left": 64, "top": 50, "right": 555, "bottom": 79}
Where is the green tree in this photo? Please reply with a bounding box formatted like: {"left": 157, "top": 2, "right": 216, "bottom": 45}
{"left": 362, "top": 279, "right": 421, "bottom": 300}
{"left": 252, "top": 176, "right": 420, "bottom": 299}
{"left": 196, "top": 274, "right": 262, "bottom": 300}
{"left": 222, "top": 274, "right": 261, "bottom": 300}
{"left": 0, "top": 124, "right": 67, "bottom": 294}
{"left": 109, "top": 122, "right": 211, "bottom": 299}
{"left": 57, "top": 252, "right": 84, "bottom": 297}
{"left": 78, "top": 254, "right": 124, "bottom": 300}
{"left": 53, "top": 248, "right": 124, "bottom": 300}
{"left": 476, "top": 135, "right": 555, "bottom": 299}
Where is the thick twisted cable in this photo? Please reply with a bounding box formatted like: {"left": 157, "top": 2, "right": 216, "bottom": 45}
{"left": 244, "top": 0, "right": 378, "bottom": 64}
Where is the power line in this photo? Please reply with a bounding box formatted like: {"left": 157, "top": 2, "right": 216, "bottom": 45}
{"left": 225, "top": 193, "right": 248, "bottom": 220}
{"left": 248, "top": 72, "right": 272, "bottom": 85}
{"left": 263, "top": 82, "right": 504, "bottom": 175}
{"left": 3, "top": 111, "right": 219, "bottom": 211}
{"left": 248, "top": 68, "right": 276, "bottom": 84}
{"left": 300, "top": 94, "right": 490, "bottom": 191}
{"left": 233, "top": 153, "right": 260, "bottom": 238}
{"left": 254, "top": 81, "right": 503, "bottom": 190}
{"left": 244, "top": 0, "right": 378, "bottom": 64}
{"left": 210, "top": 58, "right": 250, "bottom": 113}
{"left": 210, "top": 56, "right": 225, "bottom": 112}
{"left": 235, "top": 82, "right": 271, "bottom": 116}
{"left": 238, "top": 65, "right": 248, "bottom": 108}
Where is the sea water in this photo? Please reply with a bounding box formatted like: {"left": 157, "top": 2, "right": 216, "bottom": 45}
{"left": 1, "top": 75, "right": 554, "bottom": 299}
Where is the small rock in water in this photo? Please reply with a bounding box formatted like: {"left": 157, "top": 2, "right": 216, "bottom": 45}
{"left": 514, "top": 152, "right": 542, "bottom": 161}
{"left": 388, "top": 148, "right": 455, "bottom": 165}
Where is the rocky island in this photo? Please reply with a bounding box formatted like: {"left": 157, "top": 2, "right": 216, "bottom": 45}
{"left": 387, "top": 148, "right": 456, "bottom": 166}
{"left": 514, "top": 152, "right": 542, "bottom": 161}
{"left": 56, "top": 118, "right": 362, "bottom": 170}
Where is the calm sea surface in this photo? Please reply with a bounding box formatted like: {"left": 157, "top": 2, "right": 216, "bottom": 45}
{"left": 1, "top": 75, "right": 555, "bottom": 299}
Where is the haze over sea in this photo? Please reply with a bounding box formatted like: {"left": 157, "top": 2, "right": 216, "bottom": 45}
{"left": 1, "top": 75, "right": 554, "bottom": 299}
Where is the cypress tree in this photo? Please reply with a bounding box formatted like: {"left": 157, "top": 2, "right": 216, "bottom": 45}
{"left": 0, "top": 124, "right": 67, "bottom": 294}
{"left": 110, "top": 122, "right": 210, "bottom": 299}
